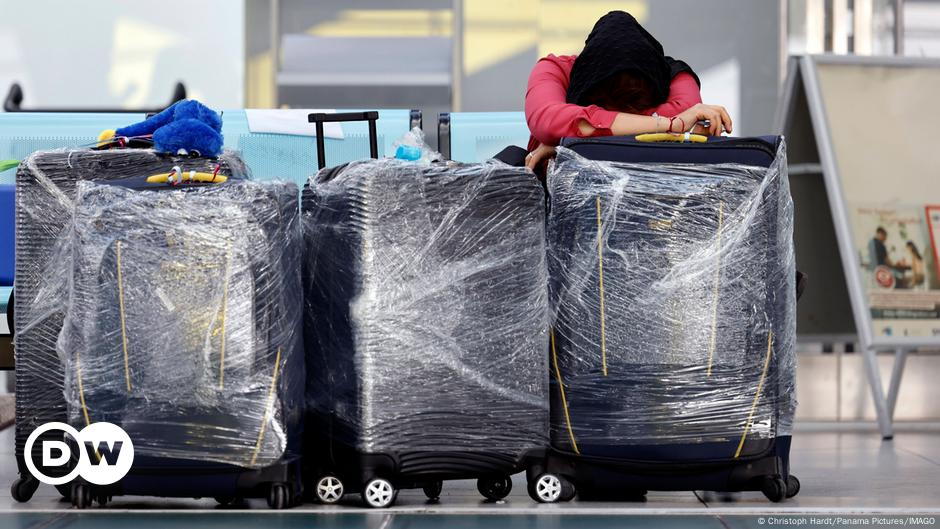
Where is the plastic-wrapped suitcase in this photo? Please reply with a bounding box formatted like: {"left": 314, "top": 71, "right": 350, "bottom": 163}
{"left": 11, "top": 149, "right": 304, "bottom": 509}
{"left": 11, "top": 149, "right": 246, "bottom": 503}
{"left": 302, "top": 112, "right": 550, "bottom": 507}
{"left": 529, "top": 135, "right": 799, "bottom": 503}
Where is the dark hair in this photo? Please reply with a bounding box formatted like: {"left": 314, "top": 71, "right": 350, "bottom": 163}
{"left": 582, "top": 70, "right": 655, "bottom": 114}
{"left": 907, "top": 241, "right": 922, "bottom": 260}
{"left": 876, "top": 227, "right": 887, "bottom": 236}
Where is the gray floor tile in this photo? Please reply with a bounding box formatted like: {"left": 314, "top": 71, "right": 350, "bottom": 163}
{"left": 0, "top": 513, "right": 737, "bottom": 529}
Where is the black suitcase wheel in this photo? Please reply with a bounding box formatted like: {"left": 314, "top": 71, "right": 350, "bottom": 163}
{"left": 786, "top": 474, "right": 801, "bottom": 499}
{"left": 214, "top": 495, "right": 235, "bottom": 506}
{"left": 528, "top": 473, "right": 575, "bottom": 503}
{"left": 10, "top": 476, "right": 39, "bottom": 503}
{"left": 559, "top": 479, "right": 576, "bottom": 502}
{"left": 267, "top": 483, "right": 290, "bottom": 509}
{"left": 55, "top": 484, "right": 72, "bottom": 501}
{"left": 362, "top": 478, "right": 396, "bottom": 508}
{"left": 71, "top": 483, "right": 92, "bottom": 509}
{"left": 95, "top": 494, "right": 110, "bottom": 507}
{"left": 761, "top": 476, "right": 788, "bottom": 503}
{"left": 423, "top": 480, "right": 443, "bottom": 501}
{"left": 477, "top": 477, "right": 512, "bottom": 501}
{"left": 315, "top": 476, "right": 345, "bottom": 504}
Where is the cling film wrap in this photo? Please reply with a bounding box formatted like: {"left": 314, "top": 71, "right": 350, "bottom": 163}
{"left": 303, "top": 158, "right": 550, "bottom": 455}
{"left": 15, "top": 148, "right": 302, "bottom": 471}
{"left": 58, "top": 178, "right": 303, "bottom": 468}
{"left": 546, "top": 145, "right": 796, "bottom": 457}
{"left": 14, "top": 149, "right": 247, "bottom": 471}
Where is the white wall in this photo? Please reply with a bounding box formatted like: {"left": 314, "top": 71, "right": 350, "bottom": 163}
{"left": 0, "top": 0, "right": 244, "bottom": 110}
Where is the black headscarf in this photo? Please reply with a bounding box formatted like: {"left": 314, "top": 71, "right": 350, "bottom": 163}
{"left": 566, "top": 11, "right": 699, "bottom": 107}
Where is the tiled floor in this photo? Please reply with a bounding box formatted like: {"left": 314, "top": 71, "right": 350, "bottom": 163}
{"left": 0, "top": 426, "right": 938, "bottom": 528}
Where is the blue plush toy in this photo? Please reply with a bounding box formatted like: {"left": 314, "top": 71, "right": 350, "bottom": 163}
{"left": 99, "top": 100, "right": 224, "bottom": 157}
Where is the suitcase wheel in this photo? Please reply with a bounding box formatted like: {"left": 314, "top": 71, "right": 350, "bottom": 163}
{"left": 95, "top": 493, "right": 111, "bottom": 507}
{"left": 315, "top": 475, "right": 345, "bottom": 504}
{"left": 55, "top": 484, "right": 72, "bottom": 501}
{"left": 71, "top": 483, "right": 92, "bottom": 509}
{"left": 422, "top": 480, "right": 443, "bottom": 502}
{"left": 786, "top": 474, "right": 801, "bottom": 499}
{"left": 527, "top": 473, "right": 575, "bottom": 503}
{"left": 214, "top": 495, "right": 235, "bottom": 506}
{"left": 361, "top": 477, "right": 397, "bottom": 508}
{"left": 477, "top": 476, "right": 512, "bottom": 501}
{"left": 761, "top": 475, "right": 788, "bottom": 503}
{"left": 266, "top": 482, "right": 290, "bottom": 510}
{"left": 10, "top": 476, "right": 39, "bottom": 503}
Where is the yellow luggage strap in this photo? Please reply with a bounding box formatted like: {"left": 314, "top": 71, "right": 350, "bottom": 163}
{"left": 734, "top": 331, "right": 774, "bottom": 458}
{"left": 217, "top": 248, "right": 232, "bottom": 390}
{"left": 75, "top": 351, "right": 92, "bottom": 427}
{"left": 146, "top": 166, "right": 228, "bottom": 185}
{"left": 635, "top": 132, "right": 708, "bottom": 143}
{"left": 250, "top": 348, "right": 283, "bottom": 467}
{"left": 706, "top": 202, "right": 725, "bottom": 377}
{"left": 116, "top": 241, "right": 133, "bottom": 392}
{"left": 551, "top": 329, "right": 580, "bottom": 455}
{"left": 595, "top": 197, "right": 608, "bottom": 377}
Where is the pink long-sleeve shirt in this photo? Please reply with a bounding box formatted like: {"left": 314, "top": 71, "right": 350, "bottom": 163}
{"left": 524, "top": 54, "right": 702, "bottom": 150}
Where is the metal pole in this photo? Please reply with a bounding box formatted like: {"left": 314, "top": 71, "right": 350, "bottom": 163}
{"left": 862, "top": 347, "right": 894, "bottom": 439}
{"left": 451, "top": 0, "right": 463, "bottom": 113}
{"left": 779, "top": 0, "right": 789, "bottom": 88}
{"left": 270, "top": 0, "right": 280, "bottom": 108}
{"left": 854, "top": 0, "right": 873, "bottom": 55}
{"left": 315, "top": 121, "right": 325, "bottom": 169}
{"left": 368, "top": 118, "right": 378, "bottom": 159}
{"left": 832, "top": 0, "right": 849, "bottom": 54}
{"left": 806, "top": 0, "right": 826, "bottom": 53}
{"left": 885, "top": 347, "right": 908, "bottom": 419}
{"left": 895, "top": 0, "right": 905, "bottom": 55}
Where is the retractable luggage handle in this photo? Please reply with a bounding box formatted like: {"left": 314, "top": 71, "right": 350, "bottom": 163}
{"left": 308, "top": 111, "right": 380, "bottom": 170}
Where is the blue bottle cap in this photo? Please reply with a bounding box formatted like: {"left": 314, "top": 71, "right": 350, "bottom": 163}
{"left": 395, "top": 144, "right": 422, "bottom": 161}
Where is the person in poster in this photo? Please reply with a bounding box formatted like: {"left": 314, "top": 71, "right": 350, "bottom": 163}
{"left": 903, "top": 241, "right": 926, "bottom": 289}
{"left": 866, "top": 225, "right": 910, "bottom": 289}
{"left": 853, "top": 205, "right": 940, "bottom": 337}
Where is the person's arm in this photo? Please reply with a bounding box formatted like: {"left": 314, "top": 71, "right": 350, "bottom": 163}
{"left": 578, "top": 101, "right": 732, "bottom": 137}
{"left": 650, "top": 72, "right": 702, "bottom": 118}
{"left": 528, "top": 105, "right": 731, "bottom": 171}
{"left": 525, "top": 57, "right": 670, "bottom": 146}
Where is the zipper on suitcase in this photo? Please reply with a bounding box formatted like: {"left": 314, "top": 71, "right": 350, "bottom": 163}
{"left": 566, "top": 137, "right": 778, "bottom": 160}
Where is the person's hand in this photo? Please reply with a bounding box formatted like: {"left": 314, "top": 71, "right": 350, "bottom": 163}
{"left": 673, "top": 103, "right": 733, "bottom": 136}
{"left": 525, "top": 143, "right": 557, "bottom": 173}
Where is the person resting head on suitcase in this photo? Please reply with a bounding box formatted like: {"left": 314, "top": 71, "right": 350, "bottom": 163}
{"left": 520, "top": 10, "right": 733, "bottom": 172}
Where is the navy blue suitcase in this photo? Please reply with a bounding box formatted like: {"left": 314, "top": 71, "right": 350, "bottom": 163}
{"left": 302, "top": 113, "right": 550, "bottom": 508}
{"left": 60, "top": 175, "right": 304, "bottom": 509}
{"left": 11, "top": 150, "right": 303, "bottom": 509}
{"left": 528, "top": 135, "right": 799, "bottom": 503}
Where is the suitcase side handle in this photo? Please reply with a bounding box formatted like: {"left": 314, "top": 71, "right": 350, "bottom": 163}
{"left": 308, "top": 111, "right": 380, "bottom": 170}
